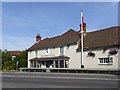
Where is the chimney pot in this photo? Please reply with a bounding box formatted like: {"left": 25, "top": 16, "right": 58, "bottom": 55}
{"left": 36, "top": 34, "right": 41, "bottom": 42}
{"left": 80, "top": 23, "right": 86, "bottom": 33}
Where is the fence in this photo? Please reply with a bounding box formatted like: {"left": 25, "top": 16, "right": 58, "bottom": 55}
{"left": 20, "top": 68, "right": 120, "bottom": 75}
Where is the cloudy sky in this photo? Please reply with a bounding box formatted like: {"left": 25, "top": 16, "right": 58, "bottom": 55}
{"left": 2, "top": 2, "right": 118, "bottom": 51}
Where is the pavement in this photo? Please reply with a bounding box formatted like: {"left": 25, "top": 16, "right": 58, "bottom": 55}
{"left": 1, "top": 72, "right": 119, "bottom": 88}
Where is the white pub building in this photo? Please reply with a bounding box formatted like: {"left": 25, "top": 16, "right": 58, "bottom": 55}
{"left": 27, "top": 24, "right": 120, "bottom": 72}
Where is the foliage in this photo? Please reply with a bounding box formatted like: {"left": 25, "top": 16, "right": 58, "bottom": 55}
{"left": 2, "top": 50, "right": 12, "bottom": 64}
{"left": 0, "top": 49, "right": 2, "bottom": 61}
{"left": 14, "top": 51, "right": 28, "bottom": 68}
{"left": 87, "top": 51, "right": 95, "bottom": 57}
{"left": 3, "top": 60, "right": 16, "bottom": 70}
{"left": 109, "top": 48, "right": 118, "bottom": 55}
{"left": 2, "top": 50, "right": 28, "bottom": 71}
{"left": 0, "top": 49, "right": 2, "bottom": 59}
{"left": 0, "top": 50, "right": 2, "bottom": 69}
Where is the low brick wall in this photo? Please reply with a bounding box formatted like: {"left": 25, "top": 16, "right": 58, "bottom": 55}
{"left": 20, "top": 68, "right": 120, "bottom": 75}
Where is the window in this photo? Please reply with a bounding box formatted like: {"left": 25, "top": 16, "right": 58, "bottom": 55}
{"left": 67, "top": 45, "right": 70, "bottom": 49}
{"left": 42, "top": 62, "right": 45, "bottom": 65}
{"left": 98, "top": 57, "right": 113, "bottom": 64}
{"left": 29, "top": 50, "right": 32, "bottom": 54}
{"left": 109, "top": 57, "right": 113, "bottom": 63}
{"left": 65, "top": 60, "right": 69, "bottom": 68}
{"left": 45, "top": 48, "right": 49, "bottom": 54}
{"left": 12, "top": 56, "right": 16, "bottom": 60}
{"left": 30, "top": 61, "right": 33, "bottom": 68}
{"left": 35, "top": 50, "right": 38, "bottom": 57}
{"left": 60, "top": 60, "right": 64, "bottom": 68}
{"left": 55, "top": 60, "right": 58, "bottom": 68}
{"left": 34, "top": 61, "right": 36, "bottom": 68}
{"left": 60, "top": 46, "right": 64, "bottom": 55}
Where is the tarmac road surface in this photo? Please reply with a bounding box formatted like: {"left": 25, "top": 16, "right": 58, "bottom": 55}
{"left": 1, "top": 72, "right": 119, "bottom": 88}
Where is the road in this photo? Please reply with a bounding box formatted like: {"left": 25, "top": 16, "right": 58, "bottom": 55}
{"left": 1, "top": 72, "right": 119, "bottom": 88}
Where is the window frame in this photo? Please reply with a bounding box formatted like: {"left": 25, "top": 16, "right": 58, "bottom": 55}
{"left": 60, "top": 46, "right": 64, "bottom": 55}
{"left": 98, "top": 57, "right": 113, "bottom": 65}
{"left": 45, "top": 48, "right": 49, "bottom": 55}
{"left": 60, "top": 60, "right": 64, "bottom": 68}
{"left": 35, "top": 49, "right": 38, "bottom": 57}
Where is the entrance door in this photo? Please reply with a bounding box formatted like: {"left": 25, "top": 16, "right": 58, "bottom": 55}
{"left": 46, "top": 61, "right": 53, "bottom": 68}
{"left": 46, "top": 61, "right": 50, "bottom": 68}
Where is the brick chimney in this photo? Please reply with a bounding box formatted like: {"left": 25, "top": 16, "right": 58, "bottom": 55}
{"left": 36, "top": 34, "right": 41, "bottom": 42}
{"left": 80, "top": 23, "right": 86, "bottom": 33}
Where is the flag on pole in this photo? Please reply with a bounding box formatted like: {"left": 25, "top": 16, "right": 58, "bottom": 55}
{"left": 80, "top": 10, "right": 84, "bottom": 68}
{"left": 81, "top": 11, "right": 84, "bottom": 31}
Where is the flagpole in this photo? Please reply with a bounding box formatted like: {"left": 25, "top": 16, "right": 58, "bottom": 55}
{"left": 81, "top": 11, "right": 84, "bottom": 68}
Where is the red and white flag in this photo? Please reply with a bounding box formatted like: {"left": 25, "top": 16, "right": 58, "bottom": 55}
{"left": 81, "top": 11, "right": 84, "bottom": 31}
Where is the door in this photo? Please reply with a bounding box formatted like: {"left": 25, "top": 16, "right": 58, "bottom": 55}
{"left": 46, "top": 61, "right": 50, "bottom": 68}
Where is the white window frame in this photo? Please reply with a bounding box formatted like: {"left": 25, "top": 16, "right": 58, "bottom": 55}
{"left": 35, "top": 50, "right": 38, "bottom": 57}
{"left": 60, "top": 46, "right": 64, "bottom": 56}
{"left": 98, "top": 57, "right": 113, "bottom": 65}
{"left": 12, "top": 56, "right": 16, "bottom": 60}
{"left": 30, "top": 51, "right": 32, "bottom": 54}
{"left": 45, "top": 48, "right": 50, "bottom": 55}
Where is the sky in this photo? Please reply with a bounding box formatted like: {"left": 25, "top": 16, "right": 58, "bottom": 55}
{"left": 2, "top": 2, "right": 118, "bottom": 51}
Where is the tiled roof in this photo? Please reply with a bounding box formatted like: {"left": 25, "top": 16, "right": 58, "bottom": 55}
{"left": 28, "top": 29, "right": 79, "bottom": 51}
{"left": 7, "top": 51, "right": 21, "bottom": 56}
{"left": 28, "top": 26, "right": 120, "bottom": 51}
{"left": 81, "top": 26, "right": 120, "bottom": 49}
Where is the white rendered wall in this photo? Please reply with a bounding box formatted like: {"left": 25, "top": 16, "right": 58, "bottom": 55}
{"left": 83, "top": 48, "right": 119, "bottom": 70}
{"left": 64, "top": 45, "right": 81, "bottom": 68}
{"left": 118, "top": 48, "right": 120, "bottom": 70}
{"left": 28, "top": 45, "right": 119, "bottom": 70}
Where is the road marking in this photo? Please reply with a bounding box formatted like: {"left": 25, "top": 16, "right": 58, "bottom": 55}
{"left": 1, "top": 74, "right": 119, "bottom": 81}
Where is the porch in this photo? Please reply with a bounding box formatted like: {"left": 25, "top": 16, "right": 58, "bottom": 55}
{"left": 29, "top": 55, "right": 70, "bottom": 68}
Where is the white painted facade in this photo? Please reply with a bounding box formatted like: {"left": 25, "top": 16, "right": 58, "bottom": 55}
{"left": 28, "top": 43, "right": 119, "bottom": 70}
{"left": 28, "top": 44, "right": 81, "bottom": 69}
{"left": 83, "top": 49, "right": 119, "bottom": 70}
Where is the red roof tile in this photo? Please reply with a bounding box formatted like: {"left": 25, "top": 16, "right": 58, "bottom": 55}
{"left": 28, "top": 29, "right": 79, "bottom": 51}
{"left": 7, "top": 51, "right": 21, "bottom": 56}
{"left": 28, "top": 26, "right": 120, "bottom": 51}
{"left": 82, "top": 26, "right": 120, "bottom": 49}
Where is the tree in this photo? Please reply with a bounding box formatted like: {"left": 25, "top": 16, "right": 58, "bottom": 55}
{"left": 15, "top": 51, "right": 27, "bottom": 68}
{"left": 2, "top": 50, "right": 28, "bottom": 71}
{"left": 0, "top": 49, "right": 2, "bottom": 69}
{"left": 2, "top": 50, "right": 12, "bottom": 64}
{"left": 3, "top": 60, "right": 16, "bottom": 70}
{"left": 2, "top": 49, "right": 12, "bottom": 69}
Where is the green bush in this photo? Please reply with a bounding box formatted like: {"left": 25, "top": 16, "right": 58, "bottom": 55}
{"left": 15, "top": 51, "right": 27, "bottom": 68}
{"left": 2, "top": 50, "right": 28, "bottom": 71}
{"left": 3, "top": 60, "right": 16, "bottom": 70}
